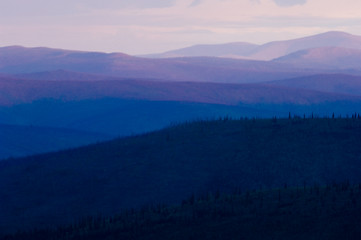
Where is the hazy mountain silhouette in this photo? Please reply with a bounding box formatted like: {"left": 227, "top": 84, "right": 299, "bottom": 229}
{"left": 273, "top": 47, "right": 361, "bottom": 70}
{"left": 145, "top": 31, "right": 361, "bottom": 61}
{"left": 142, "top": 42, "right": 259, "bottom": 58}
{"left": 249, "top": 31, "right": 361, "bottom": 60}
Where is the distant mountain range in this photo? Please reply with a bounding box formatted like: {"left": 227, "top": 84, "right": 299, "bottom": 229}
{"left": 1, "top": 31, "right": 361, "bottom": 85}
{"left": 2, "top": 31, "right": 361, "bottom": 160}
{"left": 0, "top": 46, "right": 321, "bottom": 83}
{"left": 144, "top": 31, "right": 361, "bottom": 61}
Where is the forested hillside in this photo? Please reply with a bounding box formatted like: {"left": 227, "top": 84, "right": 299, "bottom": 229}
{"left": 1, "top": 117, "right": 361, "bottom": 234}
{"left": 3, "top": 182, "right": 361, "bottom": 239}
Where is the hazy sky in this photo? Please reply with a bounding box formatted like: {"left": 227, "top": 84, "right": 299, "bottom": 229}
{"left": 1, "top": 0, "right": 361, "bottom": 54}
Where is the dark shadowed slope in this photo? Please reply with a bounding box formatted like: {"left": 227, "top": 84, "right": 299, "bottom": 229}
{"left": 0, "top": 124, "right": 110, "bottom": 160}
{"left": 5, "top": 183, "right": 361, "bottom": 240}
{"left": 144, "top": 31, "right": 361, "bottom": 61}
{"left": 267, "top": 74, "right": 361, "bottom": 96}
{"left": 273, "top": 47, "right": 361, "bottom": 70}
{"left": 1, "top": 118, "right": 361, "bottom": 233}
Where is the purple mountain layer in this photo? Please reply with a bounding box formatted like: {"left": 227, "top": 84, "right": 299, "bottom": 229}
{"left": 1, "top": 75, "right": 361, "bottom": 107}
{"left": 0, "top": 46, "right": 323, "bottom": 83}
{"left": 267, "top": 74, "right": 361, "bottom": 96}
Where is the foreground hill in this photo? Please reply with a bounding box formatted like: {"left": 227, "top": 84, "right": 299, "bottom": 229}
{"left": 4, "top": 183, "right": 361, "bottom": 239}
{"left": 1, "top": 118, "right": 361, "bottom": 233}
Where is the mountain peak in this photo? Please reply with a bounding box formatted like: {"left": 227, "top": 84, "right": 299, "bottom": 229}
{"left": 302, "top": 31, "right": 361, "bottom": 42}
{"left": 318, "top": 31, "right": 354, "bottom": 37}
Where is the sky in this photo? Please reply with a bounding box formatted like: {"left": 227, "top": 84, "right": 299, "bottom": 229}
{"left": 0, "top": 0, "right": 361, "bottom": 55}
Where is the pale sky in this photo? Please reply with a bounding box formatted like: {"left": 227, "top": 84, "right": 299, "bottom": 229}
{"left": 0, "top": 0, "right": 361, "bottom": 55}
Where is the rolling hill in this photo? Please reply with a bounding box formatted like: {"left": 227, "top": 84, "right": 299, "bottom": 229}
{"left": 2, "top": 71, "right": 361, "bottom": 144}
{"left": 2, "top": 97, "right": 361, "bottom": 137}
{"left": 2, "top": 76, "right": 361, "bottom": 107}
{"left": 267, "top": 74, "right": 361, "bottom": 96}
{"left": 1, "top": 118, "right": 361, "bottom": 234}
{"left": 0, "top": 98, "right": 282, "bottom": 159}
{"left": 15, "top": 69, "right": 125, "bottom": 82}
{"left": 0, "top": 98, "right": 278, "bottom": 136}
